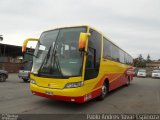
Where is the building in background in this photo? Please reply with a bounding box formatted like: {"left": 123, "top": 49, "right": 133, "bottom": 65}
{"left": 0, "top": 43, "right": 34, "bottom": 73}
{"left": 0, "top": 43, "right": 23, "bottom": 73}
{"left": 146, "top": 61, "right": 160, "bottom": 69}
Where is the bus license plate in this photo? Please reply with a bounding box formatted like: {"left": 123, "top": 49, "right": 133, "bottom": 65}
{"left": 45, "top": 91, "right": 53, "bottom": 95}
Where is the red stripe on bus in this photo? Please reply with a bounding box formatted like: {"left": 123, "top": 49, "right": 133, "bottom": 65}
{"left": 93, "top": 73, "right": 125, "bottom": 91}
{"left": 31, "top": 88, "right": 101, "bottom": 103}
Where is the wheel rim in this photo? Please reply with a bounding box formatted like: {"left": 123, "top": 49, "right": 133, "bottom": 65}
{"left": 0, "top": 75, "right": 5, "bottom": 81}
{"left": 102, "top": 84, "right": 107, "bottom": 97}
{"left": 127, "top": 79, "right": 130, "bottom": 85}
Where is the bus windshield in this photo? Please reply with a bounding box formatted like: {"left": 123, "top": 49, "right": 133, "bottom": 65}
{"left": 32, "top": 27, "right": 86, "bottom": 78}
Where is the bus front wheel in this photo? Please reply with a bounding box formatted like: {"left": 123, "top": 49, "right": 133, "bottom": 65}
{"left": 97, "top": 82, "right": 108, "bottom": 101}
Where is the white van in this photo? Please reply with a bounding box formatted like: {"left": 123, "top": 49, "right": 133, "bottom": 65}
{"left": 137, "top": 69, "right": 147, "bottom": 77}
{"left": 152, "top": 70, "right": 160, "bottom": 78}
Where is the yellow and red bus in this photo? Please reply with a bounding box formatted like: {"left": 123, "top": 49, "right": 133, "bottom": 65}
{"left": 22, "top": 25, "right": 133, "bottom": 103}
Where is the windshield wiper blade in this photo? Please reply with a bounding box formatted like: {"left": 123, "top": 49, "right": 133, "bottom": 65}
{"left": 45, "top": 46, "right": 52, "bottom": 64}
{"left": 52, "top": 50, "right": 64, "bottom": 77}
{"left": 37, "top": 46, "right": 52, "bottom": 75}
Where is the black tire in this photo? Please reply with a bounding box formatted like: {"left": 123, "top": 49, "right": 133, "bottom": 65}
{"left": 126, "top": 76, "right": 131, "bottom": 86}
{"left": 0, "top": 74, "right": 6, "bottom": 82}
{"left": 97, "top": 82, "right": 108, "bottom": 101}
{"left": 23, "top": 78, "right": 29, "bottom": 83}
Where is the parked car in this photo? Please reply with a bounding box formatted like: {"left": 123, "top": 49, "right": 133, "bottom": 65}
{"left": 151, "top": 70, "right": 160, "bottom": 78}
{"left": 18, "top": 70, "right": 30, "bottom": 82}
{"left": 137, "top": 69, "right": 147, "bottom": 77}
{"left": 18, "top": 61, "right": 32, "bottom": 82}
{"left": 0, "top": 70, "right": 8, "bottom": 82}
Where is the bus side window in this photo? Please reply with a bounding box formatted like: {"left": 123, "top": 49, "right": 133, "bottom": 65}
{"left": 86, "top": 47, "right": 95, "bottom": 69}
{"left": 103, "top": 37, "right": 112, "bottom": 59}
{"left": 84, "top": 29, "right": 101, "bottom": 80}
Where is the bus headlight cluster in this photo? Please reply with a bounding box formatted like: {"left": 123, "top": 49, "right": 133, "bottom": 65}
{"left": 64, "top": 82, "right": 84, "bottom": 88}
{"left": 30, "top": 79, "right": 37, "bottom": 85}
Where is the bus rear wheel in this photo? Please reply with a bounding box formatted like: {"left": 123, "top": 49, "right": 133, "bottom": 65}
{"left": 97, "top": 82, "right": 108, "bottom": 101}
{"left": 126, "top": 76, "right": 131, "bottom": 86}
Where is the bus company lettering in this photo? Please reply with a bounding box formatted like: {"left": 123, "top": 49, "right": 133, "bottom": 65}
{"left": 87, "top": 114, "right": 101, "bottom": 119}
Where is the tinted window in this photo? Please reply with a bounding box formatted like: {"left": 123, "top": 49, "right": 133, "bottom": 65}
{"left": 112, "top": 45, "right": 120, "bottom": 62}
{"left": 103, "top": 37, "right": 112, "bottom": 59}
{"left": 103, "top": 36, "right": 133, "bottom": 65}
{"left": 124, "top": 53, "right": 128, "bottom": 64}
{"left": 87, "top": 29, "right": 101, "bottom": 68}
{"left": 119, "top": 50, "right": 125, "bottom": 63}
{"left": 85, "top": 29, "right": 102, "bottom": 80}
{"left": 128, "top": 56, "right": 131, "bottom": 64}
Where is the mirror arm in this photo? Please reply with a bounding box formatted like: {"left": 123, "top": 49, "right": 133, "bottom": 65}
{"left": 22, "top": 38, "right": 39, "bottom": 53}
{"left": 80, "top": 51, "right": 88, "bottom": 55}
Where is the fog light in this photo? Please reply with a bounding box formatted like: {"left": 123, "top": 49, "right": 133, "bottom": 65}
{"left": 30, "top": 79, "right": 36, "bottom": 84}
{"left": 71, "top": 99, "right": 75, "bottom": 102}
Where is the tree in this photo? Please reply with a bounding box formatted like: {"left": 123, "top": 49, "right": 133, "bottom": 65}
{"left": 146, "top": 54, "right": 151, "bottom": 63}
{"left": 138, "top": 54, "right": 143, "bottom": 61}
{"left": 133, "top": 54, "right": 146, "bottom": 68}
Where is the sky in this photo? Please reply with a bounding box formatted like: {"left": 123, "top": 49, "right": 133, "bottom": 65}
{"left": 0, "top": 0, "right": 160, "bottom": 60}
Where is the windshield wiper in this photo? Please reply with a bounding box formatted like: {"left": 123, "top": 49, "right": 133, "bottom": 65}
{"left": 37, "top": 46, "right": 52, "bottom": 76}
{"left": 52, "top": 50, "right": 64, "bottom": 77}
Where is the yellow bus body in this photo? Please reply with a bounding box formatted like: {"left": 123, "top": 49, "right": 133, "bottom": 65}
{"left": 29, "top": 25, "right": 133, "bottom": 103}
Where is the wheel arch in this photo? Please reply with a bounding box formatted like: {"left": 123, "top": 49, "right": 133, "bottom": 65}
{"left": 104, "top": 77, "right": 110, "bottom": 91}
{"left": 0, "top": 73, "right": 7, "bottom": 77}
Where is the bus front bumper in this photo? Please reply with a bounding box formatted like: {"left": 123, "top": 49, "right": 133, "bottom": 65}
{"left": 30, "top": 83, "right": 101, "bottom": 103}
{"left": 31, "top": 91, "right": 85, "bottom": 103}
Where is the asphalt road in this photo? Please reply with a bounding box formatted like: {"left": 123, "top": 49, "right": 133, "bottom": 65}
{"left": 0, "top": 74, "right": 160, "bottom": 114}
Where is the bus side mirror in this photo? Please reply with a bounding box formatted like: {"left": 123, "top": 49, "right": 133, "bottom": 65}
{"left": 78, "top": 33, "right": 90, "bottom": 52}
{"left": 22, "top": 38, "right": 39, "bottom": 53}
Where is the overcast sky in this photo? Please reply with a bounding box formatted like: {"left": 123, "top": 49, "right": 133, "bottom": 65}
{"left": 0, "top": 0, "right": 160, "bottom": 60}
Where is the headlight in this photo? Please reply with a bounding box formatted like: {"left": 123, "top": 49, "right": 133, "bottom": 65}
{"left": 64, "top": 81, "right": 84, "bottom": 88}
{"left": 30, "top": 79, "right": 36, "bottom": 84}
